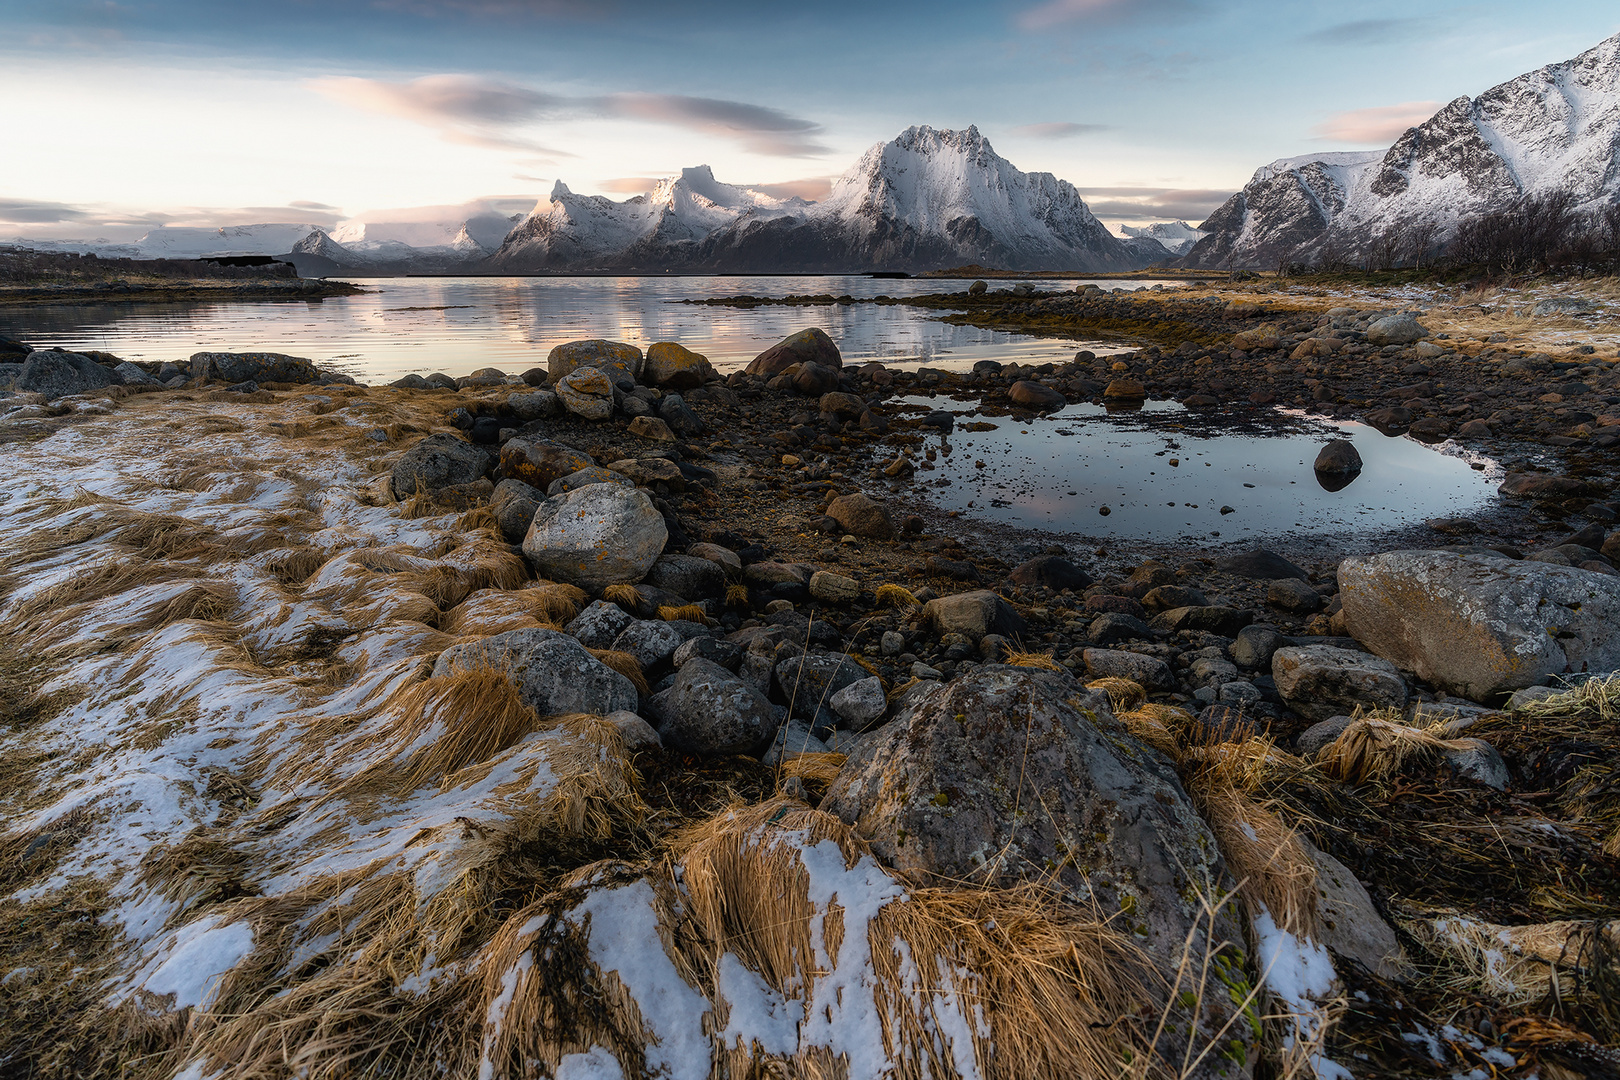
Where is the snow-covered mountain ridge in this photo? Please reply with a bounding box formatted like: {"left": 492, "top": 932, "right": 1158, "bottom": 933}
{"left": 1185, "top": 32, "right": 1620, "bottom": 268}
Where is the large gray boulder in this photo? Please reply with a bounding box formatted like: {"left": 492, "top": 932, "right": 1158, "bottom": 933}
{"left": 642, "top": 554, "right": 725, "bottom": 600}
{"left": 743, "top": 328, "right": 842, "bottom": 377}
{"left": 1365, "top": 313, "right": 1428, "bottom": 346}
{"left": 521, "top": 483, "right": 667, "bottom": 590}
{"left": 563, "top": 600, "right": 635, "bottom": 649}
{"left": 1272, "top": 645, "right": 1409, "bottom": 720}
{"left": 190, "top": 351, "right": 320, "bottom": 383}
{"left": 657, "top": 658, "right": 779, "bottom": 756}
{"left": 923, "top": 590, "right": 1026, "bottom": 641}
{"left": 554, "top": 366, "right": 615, "bottom": 421}
{"left": 547, "top": 339, "right": 642, "bottom": 385}
{"left": 114, "top": 361, "right": 162, "bottom": 387}
{"left": 16, "top": 351, "right": 114, "bottom": 399}
{"left": 390, "top": 434, "right": 492, "bottom": 500}
{"left": 431, "top": 627, "right": 638, "bottom": 717}
{"left": 499, "top": 438, "right": 595, "bottom": 491}
{"left": 822, "top": 665, "right": 1251, "bottom": 1059}
{"left": 490, "top": 478, "right": 544, "bottom": 544}
{"left": 1339, "top": 550, "right": 1620, "bottom": 701}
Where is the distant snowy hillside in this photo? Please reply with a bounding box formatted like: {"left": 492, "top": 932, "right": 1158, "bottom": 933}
{"left": 1186, "top": 32, "right": 1620, "bottom": 268}
{"left": 490, "top": 127, "right": 1155, "bottom": 273}
{"left": 1122, "top": 221, "right": 1205, "bottom": 256}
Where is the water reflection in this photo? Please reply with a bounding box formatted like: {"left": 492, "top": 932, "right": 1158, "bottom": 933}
{"left": 886, "top": 397, "right": 1501, "bottom": 542}
{"left": 0, "top": 275, "right": 1173, "bottom": 383}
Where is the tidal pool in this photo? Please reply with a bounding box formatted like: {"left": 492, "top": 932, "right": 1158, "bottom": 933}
{"left": 887, "top": 397, "right": 1503, "bottom": 543}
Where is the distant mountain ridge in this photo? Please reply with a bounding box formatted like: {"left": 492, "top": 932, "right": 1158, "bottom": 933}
{"left": 1185, "top": 32, "right": 1620, "bottom": 268}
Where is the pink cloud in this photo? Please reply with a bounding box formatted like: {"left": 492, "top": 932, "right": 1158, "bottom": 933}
{"left": 1313, "top": 101, "right": 1441, "bottom": 143}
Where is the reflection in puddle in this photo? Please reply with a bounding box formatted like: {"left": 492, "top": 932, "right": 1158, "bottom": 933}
{"left": 886, "top": 397, "right": 1503, "bottom": 542}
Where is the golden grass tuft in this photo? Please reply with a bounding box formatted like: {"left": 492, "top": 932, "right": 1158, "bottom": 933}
{"left": 456, "top": 505, "right": 500, "bottom": 533}
{"left": 656, "top": 603, "right": 707, "bottom": 623}
{"left": 875, "top": 582, "right": 921, "bottom": 609}
{"left": 1187, "top": 775, "right": 1318, "bottom": 940}
{"left": 442, "top": 589, "right": 566, "bottom": 637}
{"left": 587, "top": 649, "right": 650, "bottom": 696}
{"left": 1086, "top": 676, "right": 1145, "bottom": 713}
{"left": 601, "top": 583, "right": 643, "bottom": 611}
{"left": 724, "top": 583, "right": 750, "bottom": 607}
{"left": 522, "top": 581, "right": 588, "bottom": 624}
{"left": 381, "top": 661, "right": 547, "bottom": 789}
{"left": 1003, "top": 649, "right": 1063, "bottom": 672}
{"left": 1117, "top": 704, "right": 1193, "bottom": 761}
{"left": 1315, "top": 716, "right": 1466, "bottom": 786}
{"left": 776, "top": 751, "right": 848, "bottom": 785}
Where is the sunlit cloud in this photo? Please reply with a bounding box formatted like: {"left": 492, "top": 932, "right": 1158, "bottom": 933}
{"left": 1011, "top": 121, "right": 1108, "bottom": 138}
{"left": 1077, "top": 186, "right": 1232, "bottom": 222}
{"left": 600, "top": 176, "right": 660, "bottom": 194}
{"left": 751, "top": 177, "right": 833, "bottom": 202}
{"left": 0, "top": 198, "right": 95, "bottom": 224}
{"left": 310, "top": 74, "right": 829, "bottom": 158}
{"left": 1313, "top": 101, "right": 1440, "bottom": 143}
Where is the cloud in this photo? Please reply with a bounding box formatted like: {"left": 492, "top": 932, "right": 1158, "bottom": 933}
{"left": 1301, "top": 18, "right": 1430, "bottom": 46}
{"left": 600, "top": 176, "right": 661, "bottom": 194}
{"left": 290, "top": 199, "right": 340, "bottom": 211}
{"left": 1313, "top": 101, "right": 1440, "bottom": 143}
{"left": 1076, "top": 186, "right": 1233, "bottom": 223}
{"left": 311, "top": 74, "right": 829, "bottom": 158}
{"left": 1016, "top": 0, "right": 1198, "bottom": 30}
{"left": 1011, "top": 121, "right": 1108, "bottom": 138}
{"left": 0, "top": 199, "right": 95, "bottom": 224}
{"left": 751, "top": 177, "right": 834, "bottom": 202}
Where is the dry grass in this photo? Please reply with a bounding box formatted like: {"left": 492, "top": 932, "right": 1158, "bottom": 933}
{"left": 1401, "top": 910, "right": 1620, "bottom": 1008}
{"left": 1086, "top": 676, "right": 1146, "bottom": 713}
{"left": 1003, "top": 649, "right": 1064, "bottom": 672}
{"left": 587, "top": 649, "right": 649, "bottom": 696}
{"left": 601, "top": 583, "right": 643, "bottom": 612}
{"left": 875, "top": 582, "right": 921, "bottom": 609}
{"left": 441, "top": 589, "right": 564, "bottom": 637}
{"left": 724, "top": 583, "right": 750, "bottom": 607}
{"left": 656, "top": 603, "right": 707, "bottom": 623}
{"left": 776, "top": 751, "right": 848, "bottom": 785}
{"left": 1188, "top": 778, "right": 1319, "bottom": 940}
{"left": 521, "top": 581, "right": 587, "bottom": 624}
{"left": 1315, "top": 717, "right": 1465, "bottom": 786}
{"left": 376, "top": 661, "right": 547, "bottom": 789}
{"left": 1117, "top": 704, "right": 1193, "bottom": 761}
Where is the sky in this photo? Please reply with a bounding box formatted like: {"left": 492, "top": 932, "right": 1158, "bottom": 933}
{"left": 2, "top": 0, "right": 1618, "bottom": 241}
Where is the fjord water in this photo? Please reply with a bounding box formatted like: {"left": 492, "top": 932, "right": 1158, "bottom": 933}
{"left": 899, "top": 398, "right": 1502, "bottom": 543}
{"left": 0, "top": 275, "right": 1161, "bottom": 382}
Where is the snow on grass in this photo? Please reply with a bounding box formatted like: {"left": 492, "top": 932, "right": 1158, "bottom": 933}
{"left": 121, "top": 914, "right": 255, "bottom": 1011}
{"left": 1252, "top": 904, "right": 1352, "bottom": 1080}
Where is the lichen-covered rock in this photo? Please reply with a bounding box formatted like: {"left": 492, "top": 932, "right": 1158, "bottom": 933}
{"left": 1272, "top": 644, "right": 1409, "bottom": 720}
{"left": 189, "top": 351, "right": 320, "bottom": 384}
{"left": 658, "top": 658, "right": 779, "bottom": 756}
{"left": 547, "top": 339, "right": 642, "bottom": 384}
{"left": 774, "top": 651, "right": 867, "bottom": 721}
{"left": 555, "top": 366, "right": 615, "bottom": 420}
{"left": 1339, "top": 550, "right": 1620, "bottom": 700}
{"left": 546, "top": 466, "right": 635, "bottom": 496}
{"left": 490, "top": 478, "right": 545, "bottom": 543}
{"left": 16, "top": 351, "right": 114, "bottom": 399}
{"left": 923, "top": 590, "right": 1027, "bottom": 641}
{"left": 432, "top": 627, "right": 638, "bottom": 717}
{"left": 390, "top": 433, "right": 492, "bottom": 500}
{"left": 499, "top": 438, "right": 595, "bottom": 491}
{"left": 563, "top": 600, "right": 636, "bottom": 649}
{"left": 744, "top": 327, "right": 842, "bottom": 377}
{"left": 643, "top": 342, "right": 715, "bottom": 390}
{"left": 521, "top": 484, "right": 667, "bottom": 590}
{"left": 1365, "top": 313, "right": 1428, "bottom": 346}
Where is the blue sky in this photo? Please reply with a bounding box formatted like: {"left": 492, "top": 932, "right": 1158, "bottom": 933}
{"left": 2, "top": 0, "right": 1617, "bottom": 239}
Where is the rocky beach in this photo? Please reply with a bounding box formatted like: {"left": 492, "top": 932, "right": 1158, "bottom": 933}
{"left": 0, "top": 274, "right": 1618, "bottom": 1079}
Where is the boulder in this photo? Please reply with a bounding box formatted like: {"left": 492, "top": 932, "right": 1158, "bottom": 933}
{"left": 1295, "top": 715, "right": 1354, "bottom": 757}
{"left": 775, "top": 652, "right": 867, "bottom": 720}
{"left": 643, "top": 554, "right": 725, "bottom": 600}
{"left": 656, "top": 393, "right": 704, "bottom": 438}
{"left": 490, "top": 478, "right": 545, "bottom": 544}
{"left": 1266, "top": 578, "right": 1325, "bottom": 614}
{"left": 521, "top": 484, "right": 667, "bottom": 590}
{"left": 1314, "top": 439, "right": 1362, "bottom": 475}
{"left": 390, "top": 434, "right": 492, "bottom": 500}
{"left": 642, "top": 342, "right": 715, "bottom": 390}
{"left": 1272, "top": 645, "right": 1409, "bottom": 721}
{"left": 923, "top": 590, "right": 1027, "bottom": 641}
{"left": 825, "top": 492, "right": 895, "bottom": 539}
{"left": 554, "top": 366, "right": 615, "bottom": 420}
{"left": 671, "top": 635, "right": 742, "bottom": 673}
{"left": 1088, "top": 612, "right": 1153, "bottom": 645}
{"left": 190, "top": 351, "right": 319, "bottom": 384}
{"left": 762, "top": 722, "right": 831, "bottom": 765}
{"left": 1008, "top": 380, "right": 1066, "bottom": 410}
{"left": 1365, "top": 313, "right": 1428, "bottom": 346}
{"left": 821, "top": 665, "right": 1252, "bottom": 1052}
{"left": 1443, "top": 738, "right": 1510, "bottom": 790}
{"left": 1339, "top": 549, "right": 1620, "bottom": 701}
{"left": 829, "top": 675, "right": 887, "bottom": 729}
{"left": 626, "top": 416, "right": 675, "bottom": 441}
{"left": 1231, "top": 625, "right": 1286, "bottom": 669}
{"left": 114, "top": 361, "right": 161, "bottom": 387}
{"left": 1214, "top": 549, "right": 1309, "bottom": 581}
{"left": 818, "top": 391, "right": 866, "bottom": 418}
{"left": 546, "top": 466, "right": 635, "bottom": 496}
{"left": 1302, "top": 839, "right": 1411, "bottom": 980}
{"left": 611, "top": 619, "right": 706, "bottom": 670}
{"left": 499, "top": 438, "right": 595, "bottom": 491}
{"left": 608, "top": 457, "right": 682, "bottom": 487}
{"left": 1498, "top": 472, "right": 1599, "bottom": 499}
{"left": 564, "top": 600, "right": 637, "bottom": 649}
{"left": 1153, "top": 605, "right": 1254, "bottom": 636}
{"left": 744, "top": 328, "right": 842, "bottom": 377}
{"left": 508, "top": 390, "right": 562, "bottom": 421}
{"left": 1102, "top": 377, "right": 1147, "bottom": 400}
{"left": 655, "top": 658, "right": 778, "bottom": 756}
{"left": 16, "top": 351, "right": 115, "bottom": 399}
{"left": 1081, "top": 648, "right": 1174, "bottom": 691}
{"left": 1142, "top": 585, "right": 1208, "bottom": 612}
{"left": 547, "top": 339, "right": 642, "bottom": 384}
{"left": 687, "top": 542, "right": 742, "bottom": 576}
{"left": 1008, "top": 554, "right": 1093, "bottom": 591}
{"left": 431, "top": 628, "right": 638, "bottom": 717}
{"left": 791, "top": 363, "right": 840, "bottom": 396}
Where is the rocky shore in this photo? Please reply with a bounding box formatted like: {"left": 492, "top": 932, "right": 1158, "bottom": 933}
{"left": 1, "top": 290, "right": 1618, "bottom": 1079}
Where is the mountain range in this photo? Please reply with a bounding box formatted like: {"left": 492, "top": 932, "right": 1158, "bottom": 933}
{"left": 1185, "top": 32, "right": 1620, "bottom": 268}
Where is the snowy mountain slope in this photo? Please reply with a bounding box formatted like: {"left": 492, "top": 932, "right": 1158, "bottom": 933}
{"left": 1185, "top": 32, "right": 1620, "bottom": 268}
{"left": 1122, "top": 220, "right": 1206, "bottom": 256}
{"left": 490, "top": 127, "right": 1153, "bottom": 272}
{"left": 133, "top": 224, "right": 327, "bottom": 259}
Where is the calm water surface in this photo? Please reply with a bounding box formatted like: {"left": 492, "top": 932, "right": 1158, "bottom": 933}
{"left": 891, "top": 396, "right": 1502, "bottom": 543}
{"left": 0, "top": 275, "right": 1173, "bottom": 382}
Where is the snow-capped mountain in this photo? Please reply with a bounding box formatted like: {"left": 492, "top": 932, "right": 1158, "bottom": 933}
{"left": 1185, "top": 32, "right": 1620, "bottom": 268}
{"left": 1122, "top": 221, "right": 1205, "bottom": 256}
{"left": 490, "top": 126, "right": 1156, "bottom": 272}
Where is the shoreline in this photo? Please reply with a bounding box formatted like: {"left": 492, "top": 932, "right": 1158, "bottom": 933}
{"left": 0, "top": 278, "right": 369, "bottom": 305}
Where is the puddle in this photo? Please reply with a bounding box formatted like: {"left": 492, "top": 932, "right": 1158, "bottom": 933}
{"left": 885, "top": 397, "right": 1504, "bottom": 543}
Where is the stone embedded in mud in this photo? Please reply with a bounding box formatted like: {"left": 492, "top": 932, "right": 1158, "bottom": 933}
{"left": 190, "top": 350, "right": 320, "bottom": 384}
{"left": 521, "top": 483, "right": 667, "bottom": 590}
{"left": 1272, "top": 644, "right": 1409, "bottom": 721}
{"left": 1339, "top": 549, "right": 1620, "bottom": 701}
{"left": 643, "top": 341, "right": 715, "bottom": 390}
{"left": 1008, "top": 554, "right": 1092, "bottom": 591}
{"left": 547, "top": 339, "right": 643, "bottom": 384}
{"left": 432, "top": 627, "right": 639, "bottom": 717}
{"left": 608, "top": 457, "right": 683, "bottom": 487}
{"left": 555, "top": 366, "right": 615, "bottom": 421}
{"left": 16, "top": 350, "right": 115, "bottom": 399}
{"left": 1498, "top": 472, "right": 1599, "bottom": 499}
{"left": 390, "top": 433, "right": 492, "bottom": 500}
{"left": 1102, "top": 377, "right": 1147, "bottom": 400}
{"left": 821, "top": 665, "right": 1247, "bottom": 984}
{"left": 500, "top": 438, "right": 596, "bottom": 491}
{"left": 1214, "top": 548, "right": 1309, "bottom": 582}
{"left": 744, "top": 327, "right": 842, "bottom": 377}
{"left": 825, "top": 492, "right": 894, "bottom": 540}
{"left": 923, "top": 590, "right": 1026, "bottom": 641}
{"left": 659, "top": 658, "right": 779, "bottom": 756}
